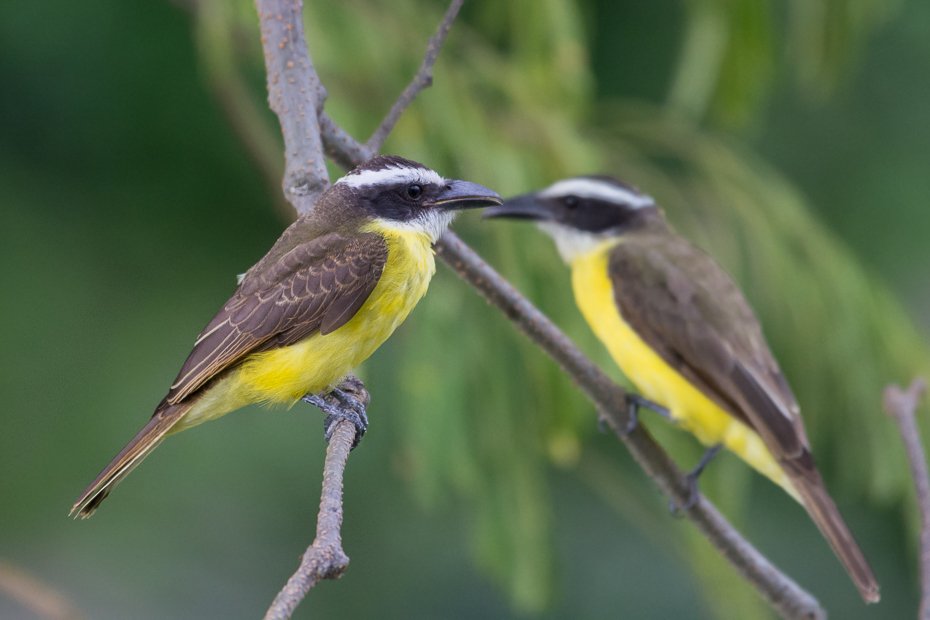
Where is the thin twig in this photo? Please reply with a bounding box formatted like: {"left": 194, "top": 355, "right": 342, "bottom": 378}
{"left": 255, "top": 0, "right": 330, "bottom": 214}
{"left": 262, "top": 419, "right": 356, "bottom": 620}
{"left": 363, "top": 0, "right": 465, "bottom": 153}
{"left": 434, "top": 232, "right": 825, "bottom": 620}
{"left": 884, "top": 378, "right": 929, "bottom": 619}
{"left": 246, "top": 0, "right": 825, "bottom": 616}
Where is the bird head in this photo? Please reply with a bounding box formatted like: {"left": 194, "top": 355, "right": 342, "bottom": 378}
{"left": 484, "top": 176, "right": 662, "bottom": 262}
{"left": 319, "top": 155, "right": 502, "bottom": 242}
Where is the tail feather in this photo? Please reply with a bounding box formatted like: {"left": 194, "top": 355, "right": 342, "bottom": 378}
{"left": 784, "top": 454, "right": 880, "bottom": 603}
{"left": 71, "top": 403, "right": 190, "bottom": 518}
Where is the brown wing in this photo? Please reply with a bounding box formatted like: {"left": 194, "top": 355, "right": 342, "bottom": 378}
{"left": 607, "top": 234, "right": 879, "bottom": 601}
{"left": 164, "top": 232, "right": 388, "bottom": 405}
{"left": 607, "top": 235, "right": 806, "bottom": 458}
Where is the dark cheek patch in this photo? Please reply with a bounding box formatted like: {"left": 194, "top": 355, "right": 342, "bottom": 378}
{"left": 569, "top": 200, "right": 641, "bottom": 232}
{"left": 366, "top": 190, "right": 418, "bottom": 221}
{"left": 364, "top": 185, "right": 445, "bottom": 222}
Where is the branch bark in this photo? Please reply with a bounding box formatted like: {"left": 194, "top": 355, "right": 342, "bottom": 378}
{"left": 884, "top": 378, "right": 929, "bottom": 620}
{"left": 247, "top": 0, "right": 826, "bottom": 617}
{"left": 256, "top": 0, "right": 330, "bottom": 214}
{"left": 262, "top": 419, "right": 356, "bottom": 620}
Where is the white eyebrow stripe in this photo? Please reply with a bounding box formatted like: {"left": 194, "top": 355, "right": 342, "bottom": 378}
{"left": 539, "top": 178, "right": 654, "bottom": 208}
{"left": 336, "top": 166, "right": 444, "bottom": 188}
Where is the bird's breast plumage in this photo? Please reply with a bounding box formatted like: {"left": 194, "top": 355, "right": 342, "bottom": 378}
{"left": 568, "top": 239, "right": 796, "bottom": 497}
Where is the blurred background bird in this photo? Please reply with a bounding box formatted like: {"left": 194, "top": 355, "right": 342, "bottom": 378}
{"left": 486, "top": 175, "right": 879, "bottom": 602}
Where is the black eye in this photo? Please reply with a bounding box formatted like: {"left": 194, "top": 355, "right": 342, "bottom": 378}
{"left": 564, "top": 196, "right": 579, "bottom": 208}
{"left": 407, "top": 185, "right": 422, "bottom": 199}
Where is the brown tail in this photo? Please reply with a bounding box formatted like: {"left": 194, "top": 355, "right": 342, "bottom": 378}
{"left": 783, "top": 453, "right": 880, "bottom": 603}
{"left": 70, "top": 403, "right": 191, "bottom": 518}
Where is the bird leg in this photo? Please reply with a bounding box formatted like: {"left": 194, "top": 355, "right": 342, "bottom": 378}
{"left": 669, "top": 444, "right": 723, "bottom": 515}
{"left": 301, "top": 376, "right": 371, "bottom": 450}
{"left": 621, "top": 393, "right": 673, "bottom": 435}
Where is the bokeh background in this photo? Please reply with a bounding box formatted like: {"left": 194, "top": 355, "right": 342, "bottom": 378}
{"left": 2, "top": 0, "right": 930, "bottom": 618}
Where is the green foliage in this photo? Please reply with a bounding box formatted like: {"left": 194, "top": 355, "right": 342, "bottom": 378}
{"left": 788, "top": 0, "right": 899, "bottom": 99}
{"left": 668, "top": 0, "right": 897, "bottom": 127}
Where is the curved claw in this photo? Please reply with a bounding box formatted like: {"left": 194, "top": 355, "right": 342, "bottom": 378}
{"left": 302, "top": 392, "right": 369, "bottom": 449}
{"left": 622, "top": 394, "right": 673, "bottom": 435}
{"left": 668, "top": 444, "right": 723, "bottom": 516}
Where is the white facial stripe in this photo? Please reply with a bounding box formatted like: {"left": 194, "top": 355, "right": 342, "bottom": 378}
{"left": 539, "top": 178, "right": 654, "bottom": 208}
{"left": 337, "top": 166, "right": 444, "bottom": 189}
{"left": 374, "top": 210, "right": 457, "bottom": 244}
{"left": 537, "top": 221, "right": 612, "bottom": 264}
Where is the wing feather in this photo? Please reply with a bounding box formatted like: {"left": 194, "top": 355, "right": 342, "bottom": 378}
{"left": 608, "top": 237, "right": 805, "bottom": 457}
{"left": 165, "top": 232, "right": 388, "bottom": 405}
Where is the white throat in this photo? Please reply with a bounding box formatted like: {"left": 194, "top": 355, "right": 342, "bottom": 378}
{"left": 537, "top": 221, "right": 613, "bottom": 264}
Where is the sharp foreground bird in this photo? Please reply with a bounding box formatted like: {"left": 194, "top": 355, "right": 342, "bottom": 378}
{"left": 72, "top": 155, "right": 502, "bottom": 518}
{"left": 485, "top": 175, "right": 879, "bottom": 603}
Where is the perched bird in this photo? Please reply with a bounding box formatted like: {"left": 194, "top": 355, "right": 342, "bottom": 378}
{"left": 485, "top": 176, "right": 879, "bottom": 603}
{"left": 72, "top": 155, "right": 501, "bottom": 518}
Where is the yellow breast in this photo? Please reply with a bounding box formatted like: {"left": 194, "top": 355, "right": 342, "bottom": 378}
{"left": 570, "top": 242, "right": 796, "bottom": 498}
{"left": 174, "top": 225, "right": 435, "bottom": 432}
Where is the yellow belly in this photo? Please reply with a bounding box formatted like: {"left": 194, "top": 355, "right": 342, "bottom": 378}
{"left": 173, "top": 225, "right": 435, "bottom": 432}
{"left": 570, "top": 242, "right": 796, "bottom": 498}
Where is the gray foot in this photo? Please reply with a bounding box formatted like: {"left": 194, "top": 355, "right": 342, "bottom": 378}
{"left": 622, "top": 393, "right": 673, "bottom": 435}
{"left": 302, "top": 390, "right": 369, "bottom": 450}
{"left": 669, "top": 444, "right": 723, "bottom": 515}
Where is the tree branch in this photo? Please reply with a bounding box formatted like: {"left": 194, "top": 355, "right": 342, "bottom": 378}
{"left": 363, "top": 0, "right": 464, "bottom": 153}
{"left": 262, "top": 418, "right": 356, "bottom": 620}
{"left": 320, "top": 111, "right": 372, "bottom": 170}
{"left": 245, "top": 0, "right": 825, "bottom": 617}
{"left": 884, "top": 377, "right": 929, "bottom": 619}
{"left": 256, "top": 0, "right": 330, "bottom": 214}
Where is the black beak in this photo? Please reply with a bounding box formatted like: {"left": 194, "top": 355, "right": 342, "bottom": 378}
{"left": 482, "top": 192, "right": 556, "bottom": 221}
{"left": 434, "top": 180, "right": 503, "bottom": 210}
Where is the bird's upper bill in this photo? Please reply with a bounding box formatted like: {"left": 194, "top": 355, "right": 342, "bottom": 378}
{"left": 433, "top": 179, "right": 503, "bottom": 210}
{"left": 483, "top": 192, "right": 557, "bottom": 221}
